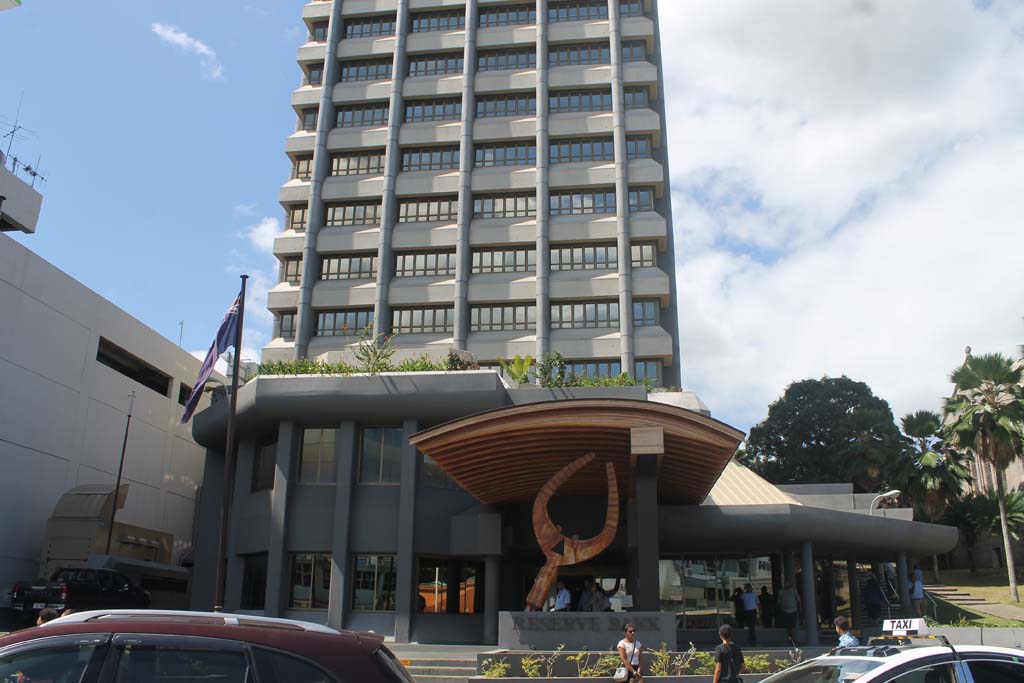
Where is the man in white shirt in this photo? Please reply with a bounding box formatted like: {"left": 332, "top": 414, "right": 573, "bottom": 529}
{"left": 741, "top": 584, "right": 760, "bottom": 645}
{"left": 553, "top": 580, "right": 571, "bottom": 611}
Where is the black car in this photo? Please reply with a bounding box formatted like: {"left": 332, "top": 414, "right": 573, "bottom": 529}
{"left": 9, "top": 568, "right": 150, "bottom": 619}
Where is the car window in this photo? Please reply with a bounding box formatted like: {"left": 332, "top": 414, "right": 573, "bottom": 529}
{"left": 252, "top": 647, "right": 336, "bottom": 683}
{"left": 113, "top": 574, "right": 130, "bottom": 590}
{"left": 0, "top": 638, "right": 102, "bottom": 683}
{"left": 98, "top": 572, "right": 116, "bottom": 590}
{"left": 966, "top": 660, "right": 1024, "bottom": 682}
{"left": 760, "top": 658, "right": 883, "bottom": 682}
{"left": 885, "top": 663, "right": 958, "bottom": 683}
{"left": 77, "top": 570, "right": 96, "bottom": 583}
{"left": 114, "top": 645, "right": 252, "bottom": 683}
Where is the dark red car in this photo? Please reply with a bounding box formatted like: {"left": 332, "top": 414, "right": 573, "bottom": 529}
{"left": 0, "top": 610, "right": 416, "bottom": 683}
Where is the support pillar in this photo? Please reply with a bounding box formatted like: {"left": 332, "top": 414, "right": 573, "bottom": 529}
{"left": 191, "top": 449, "right": 224, "bottom": 610}
{"left": 634, "top": 454, "right": 660, "bottom": 611}
{"left": 534, "top": 0, "right": 551, "bottom": 359}
{"left": 484, "top": 555, "right": 500, "bottom": 645}
{"left": 264, "top": 422, "right": 299, "bottom": 617}
{"left": 801, "top": 541, "right": 818, "bottom": 645}
{"left": 897, "top": 552, "right": 911, "bottom": 617}
{"left": 846, "top": 559, "right": 860, "bottom": 628}
{"left": 394, "top": 418, "right": 420, "bottom": 642}
{"left": 327, "top": 421, "right": 358, "bottom": 630}
{"left": 225, "top": 439, "right": 255, "bottom": 611}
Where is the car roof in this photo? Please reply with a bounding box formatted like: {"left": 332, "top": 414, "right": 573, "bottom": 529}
{"left": 809, "top": 644, "right": 1024, "bottom": 671}
{"left": 41, "top": 609, "right": 341, "bottom": 635}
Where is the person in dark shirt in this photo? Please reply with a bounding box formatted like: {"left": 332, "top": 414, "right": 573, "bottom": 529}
{"left": 713, "top": 624, "right": 745, "bottom": 683}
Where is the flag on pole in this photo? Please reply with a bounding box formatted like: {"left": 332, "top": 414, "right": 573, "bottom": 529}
{"left": 180, "top": 294, "right": 242, "bottom": 424}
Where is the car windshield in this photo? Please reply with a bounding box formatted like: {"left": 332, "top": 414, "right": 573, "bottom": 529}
{"left": 761, "top": 658, "right": 884, "bottom": 683}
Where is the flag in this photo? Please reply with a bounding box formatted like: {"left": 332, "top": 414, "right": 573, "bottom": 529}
{"left": 180, "top": 294, "right": 241, "bottom": 423}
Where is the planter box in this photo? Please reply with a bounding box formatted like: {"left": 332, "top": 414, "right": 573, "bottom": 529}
{"left": 472, "top": 677, "right": 772, "bottom": 683}
{"left": 477, "top": 651, "right": 799, "bottom": 679}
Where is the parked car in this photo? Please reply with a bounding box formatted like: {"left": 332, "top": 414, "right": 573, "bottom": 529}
{"left": 8, "top": 568, "right": 150, "bottom": 619}
{"left": 0, "top": 609, "right": 415, "bottom": 683}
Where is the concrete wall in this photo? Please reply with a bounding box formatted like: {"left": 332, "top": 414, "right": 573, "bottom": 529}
{"left": 0, "top": 233, "right": 212, "bottom": 605}
{"left": 0, "top": 165, "right": 42, "bottom": 234}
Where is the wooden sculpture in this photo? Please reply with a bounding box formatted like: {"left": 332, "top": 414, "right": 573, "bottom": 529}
{"left": 525, "top": 452, "right": 619, "bottom": 610}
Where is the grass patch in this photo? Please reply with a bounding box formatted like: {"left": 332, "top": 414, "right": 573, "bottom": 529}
{"left": 929, "top": 593, "right": 1024, "bottom": 627}
{"left": 936, "top": 568, "right": 1024, "bottom": 609}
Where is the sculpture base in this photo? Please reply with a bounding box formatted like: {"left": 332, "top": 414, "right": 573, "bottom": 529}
{"left": 498, "top": 611, "right": 677, "bottom": 650}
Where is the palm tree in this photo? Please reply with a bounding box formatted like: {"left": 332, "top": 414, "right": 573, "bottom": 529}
{"left": 943, "top": 352, "right": 1024, "bottom": 602}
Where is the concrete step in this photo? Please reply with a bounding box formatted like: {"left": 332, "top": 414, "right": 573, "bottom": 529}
{"left": 404, "top": 660, "right": 477, "bottom": 669}
{"left": 412, "top": 676, "right": 471, "bottom": 683}
{"left": 407, "top": 667, "right": 477, "bottom": 677}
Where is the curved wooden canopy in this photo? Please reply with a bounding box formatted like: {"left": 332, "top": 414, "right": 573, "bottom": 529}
{"left": 410, "top": 399, "right": 745, "bottom": 505}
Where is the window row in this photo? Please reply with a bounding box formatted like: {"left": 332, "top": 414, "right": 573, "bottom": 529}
{"left": 393, "top": 306, "right": 454, "bottom": 333}
{"left": 405, "top": 98, "right": 462, "bottom": 123}
{"left": 549, "top": 136, "right": 652, "bottom": 163}
{"left": 339, "top": 58, "right": 392, "bottom": 83}
{"left": 411, "top": 10, "right": 465, "bottom": 33}
{"left": 408, "top": 53, "right": 464, "bottom": 77}
{"left": 470, "top": 303, "right": 536, "bottom": 331}
{"left": 395, "top": 251, "right": 457, "bottom": 277}
{"left": 475, "top": 142, "right": 537, "bottom": 167}
{"left": 342, "top": 16, "right": 396, "bottom": 39}
{"left": 316, "top": 309, "right": 375, "bottom": 336}
{"left": 322, "top": 254, "right": 378, "bottom": 280}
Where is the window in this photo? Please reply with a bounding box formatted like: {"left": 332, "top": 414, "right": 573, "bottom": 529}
{"left": 321, "top": 254, "right": 377, "bottom": 280}
{"left": 473, "top": 193, "right": 536, "bottom": 219}
{"left": 96, "top": 337, "right": 171, "bottom": 396}
{"left": 471, "top": 303, "right": 536, "bottom": 331}
{"left": 401, "top": 147, "right": 460, "bottom": 172}
{"left": 550, "top": 137, "right": 614, "bottom": 163}
{"left": 392, "top": 307, "right": 454, "bottom": 334}
{"left": 550, "top": 89, "right": 612, "bottom": 113}
{"left": 624, "top": 87, "right": 649, "bottom": 109}
{"left": 339, "top": 59, "right": 393, "bottom": 82}
{"left": 352, "top": 554, "right": 397, "bottom": 611}
{"left": 395, "top": 251, "right": 457, "bottom": 277}
{"left": 551, "top": 301, "right": 620, "bottom": 329}
{"left": 252, "top": 648, "right": 338, "bottom": 683}
{"left": 884, "top": 663, "right": 959, "bottom": 683}
{"left": 0, "top": 638, "right": 102, "bottom": 683}
{"left": 550, "top": 43, "right": 610, "bottom": 67}
{"left": 627, "top": 136, "right": 652, "bottom": 159}
{"left": 336, "top": 103, "right": 389, "bottom": 128}
{"left": 241, "top": 553, "right": 268, "bottom": 609}
{"left": 252, "top": 440, "right": 277, "bottom": 491}
{"left": 629, "top": 187, "right": 655, "bottom": 212}
{"left": 620, "top": 0, "right": 644, "bottom": 18}
{"left": 310, "top": 21, "right": 328, "bottom": 42}
{"left": 331, "top": 151, "right": 386, "bottom": 176}
{"left": 316, "top": 309, "right": 374, "bottom": 337}
{"left": 289, "top": 553, "right": 331, "bottom": 609}
{"left": 288, "top": 205, "right": 308, "bottom": 231}
{"left": 633, "top": 300, "right": 659, "bottom": 326}
{"left": 631, "top": 242, "right": 657, "bottom": 267}
{"left": 408, "top": 53, "right": 464, "bottom": 77}
{"left": 282, "top": 257, "right": 302, "bottom": 284}
{"left": 634, "top": 359, "right": 661, "bottom": 385}
{"left": 293, "top": 155, "right": 313, "bottom": 180}
{"left": 411, "top": 10, "right": 465, "bottom": 33}
{"left": 479, "top": 4, "right": 536, "bottom": 27}
{"left": 476, "top": 93, "right": 537, "bottom": 118}
{"left": 472, "top": 247, "right": 535, "bottom": 273}
{"left": 177, "top": 383, "right": 192, "bottom": 407}
{"left": 478, "top": 48, "right": 537, "bottom": 72}
{"left": 326, "top": 201, "right": 381, "bottom": 226}
{"left": 279, "top": 311, "right": 297, "bottom": 341}
{"left": 398, "top": 196, "right": 459, "bottom": 222}
{"left": 549, "top": 0, "right": 608, "bottom": 23}
{"left": 113, "top": 645, "right": 250, "bottom": 683}
{"left": 567, "top": 359, "right": 622, "bottom": 379}
{"left": 621, "top": 41, "right": 647, "bottom": 62}
{"left": 418, "top": 558, "right": 482, "bottom": 613}
{"left": 549, "top": 189, "right": 616, "bottom": 215}
{"left": 300, "top": 109, "right": 318, "bottom": 132}
{"left": 966, "top": 660, "right": 1024, "bottom": 682}
{"left": 404, "top": 98, "right": 462, "bottom": 123}
{"left": 475, "top": 142, "right": 536, "bottom": 167}
{"left": 551, "top": 243, "right": 618, "bottom": 271}
{"left": 343, "top": 15, "right": 397, "bottom": 38}
{"left": 299, "top": 428, "right": 337, "bottom": 484}
{"left": 359, "top": 426, "right": 403, "bottom": 484}
{"left": 307, "top": 63, "right": 324, "bottom": 86}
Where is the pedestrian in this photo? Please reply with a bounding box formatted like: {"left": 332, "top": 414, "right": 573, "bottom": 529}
{"left": 713, "top": 624, "right": 745, "bottom": 683}
{"left": 759, "top": 586, "right": 775, "bottom": 628}
{"left": 579, "top": 578, "right": 594, "bottom": 612}
{"left": 863, "top": 579, "right": 883, "bottom": 624}
{"left": 741, "top": 583, "right": 759, "bottom": 645}
{"left": 35, "top": 608, "right": 58, "bottom": 626}
{"left": 834, "top": 616, "right": 859, "bottom": 648}
{"left": 592, "top": 582, "right": 612, "bottom": 612}
{"left": 553, "top": 579, "right": 571, "bottom": 612}
{"left": 60, "top": 609, "right": 76, "bottom": 618}
{"left": 731, "top": 587, "right": 744, "bottom": 626}
{"left": 616, "top": 623, "right": 643, "bottom": 683}
{"left": 776, "top": 581, "right": 801, "bottom": 644}
{"left": 909, "top": 568, "right": 926, "bottom": 617}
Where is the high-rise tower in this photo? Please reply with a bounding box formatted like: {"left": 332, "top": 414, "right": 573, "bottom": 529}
{"left": 265, "top": 0, "right": 680, "bottom": 387}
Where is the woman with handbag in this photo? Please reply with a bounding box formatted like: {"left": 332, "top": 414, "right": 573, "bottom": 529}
{"left": 615, "top": 624, "right": 642, "bottom": 683}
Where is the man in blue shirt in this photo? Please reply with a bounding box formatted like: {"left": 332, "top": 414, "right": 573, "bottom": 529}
{"left": 553, "top": 579, "right": 571, "bottom": 611}
{"left": 834, "top": 616, "right": 860, "bottom": 648}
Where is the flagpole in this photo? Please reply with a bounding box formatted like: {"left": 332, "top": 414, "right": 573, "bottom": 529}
{"left": 104, "top": 391, "right": 136, "bottom": 555}
{"left": 214, "top": 274, "right": 248, "bottom": 612}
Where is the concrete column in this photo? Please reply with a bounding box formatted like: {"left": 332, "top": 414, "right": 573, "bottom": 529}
{"left": 295, "top": 0, "right": 346, "bottom": 358}
{"left": 327, "top": 420, "right": 358, "bottom": 630}
{"left": 264, "top": 421, "right": 299, "bottom": 617}
{"left": 897, "top": 552, "right": 911, "bottom": 617}
{"left": 846, "top": 559, "right": 860, "bottom": 628}
{"left": 394, "top": 418, "right": 420, "bottom": 642}
{"left": 452, "top": 0, "right": 479, "bottom": 350}
{"left": 534, "top": 0, "right": 551, "bottom": 360}
{"left": 484, "top": 555, "right": 500, "bottom": 645}
{"left": 607, "top": 0, "right": 634, "bottom": 373}
{"left": 634, "top": 455, "right": 660, "bottom": 611}
{"left": 372, "top": 0, "right": 411, "bottom": 339}
{"left": 800, "top": 541, "right": 818, "bottom": 645}
{"left": 225, "top": 439, "right": 255, "bottom": 611}
{"left": 191, "top": 449, "right": 224, "bottom": 610}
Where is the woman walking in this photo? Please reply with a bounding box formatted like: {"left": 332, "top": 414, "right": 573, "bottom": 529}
{"left": 617, "top": 623, "right": 643, "bottom": 683}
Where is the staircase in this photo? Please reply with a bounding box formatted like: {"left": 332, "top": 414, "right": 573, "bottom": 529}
{"left": 925, "top": 585, "right": 994, "bottom": 610}
{"left": 403, "top": 655, "right": 478, "bottom": 683}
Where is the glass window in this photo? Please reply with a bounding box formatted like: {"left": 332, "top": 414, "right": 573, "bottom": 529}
{"left": 631, "top": 242, "right": 657, "bottom": 267}
{"left": 326, "top": 201, "right": 381, "bottom": 226}
{"left": 624, "top": 87, "right": 649, "bottom": 109}
{"left": 475, "top": 142, "right": 537, "bottom": 167}
{"left": 398, "top": 197, "right": 458, "bottom": 223}
{"left": 550, "top": 138, "right": 615, "bottom": 163}
{"left": 300, "top": 109, "right": 318, "bottom": 132}
{"left": 480, "top": 5, "right": 537, "bottom": 28}
{"left": 252, "top": 647, "right": 338, "bottom": 683}
{"left": 299, "top": 428, "right": 337, "bottom": 484}
{"left": 564, "top": 359, "right": 622, "bottom": 380}
{"left": 550, "top": 243, "right": 617, "bottom": 271}
{"left": 352, "top": 554, "right": 397, "bottom": 611}
{"left": 252, "top": 441, "right": 277, "bottom": 491}
{"left": 621, "top": 41, "right": 647, "bottom": 62}
{"left": 359, "top": 427, "right": 403, "bottom": 484}
{"left": 550, "top": 43, "right": 610, "bottom": 67}
{"left": 279, "top": 311, "right": 297, "bottom": 341}
{"left": 552, "top": 301, "right": 619, "bottom": 329}
{"left": 0, "top": 639, "right": 102, "bottom": 683}
{"left": 626, "top": 136, "right": 652, "bottom": 160}
{"left": 634, "top": 359, "right": 661, "bottom": 385}
{"left": 411, "top": 10, "right": 466, "bottom": 33}
{"left": 476, "top": 93, "right": 537, "bottom": 118}
{"left": 114, "top": 646, "right": 250, "bottom": 683}
{"left": 306, "top": 63, "right": 324, "bottom": 86}
{"left": 395, "top": 251, "right": 456, "bottom": 277}
{"left": 343, "top": 16, "right": 397, "bottom": 39}
{"left": 289, "top": 553, "right": 332, "bottom": 609}
{"left": 241, "top": 553, "right": 268, "bottom": 610}
{"left": 289, "top": 206, "right": 307, "bottom": 231}
{"left": 310, "top": 22, "right": 328, "bottom": 42}
{"left": 549, "top": 189, "right": 616, "bottom": 215}
{"left": 472, "top": 247, "right": 536, "bottom": 273}
{"left": 633, "top": 300, "right": 659, "bottom": 327}
{"left": 339, "top": 59, "right": 393, "bottom": 82}
{"left": 408, "top": 53, "right": 464, "bottom": 77}
{"left": 629, "top": 187, "right": 655, "bottom": 212}
{"left": 401, "top": 146, "right": 459, "bottom": 171}
{"left": 336, "top": 103, "right": 389, "bottom": 128}
{"left": 473, "top": 193, "right": 537, "bottom": 219}
{"left": 619, "top": 1, "right": 644, "bottom": 18}
{"left": 549, "top": 0, "right": 608, "bottom": 23}
{"left": 293, "top": 155, "right": 314, "bottom": 180}
{"left": 392, "top": 307, "right": 454, "bottom": 334}
{"left": 471, "top": 303, "right": 535, "bottom": 331}
{"left": 418, "top": 558, "right": 482, "bottom": 614}
{"left": 315, "top": 309, "right": 374, "bottom": 336}
{"left": 281, "top": 257, "right": 302, "bottom": 284}
{"left": 321, "top": 254, "right": 378, "bottom": 280}
{"left": 966, "top": 660, "right": 1024, "bottom": 683}
{"left": 332, "top": 151, "right": 386, "bottom": 176}
{"left": 404, "top": 98, "right": 462, "bottom": 123}
{"left": 478, "top": 48, "right": 537, "bottom": 72}
{"left": 550, "top": 89, "right": 613, "bottom": 113}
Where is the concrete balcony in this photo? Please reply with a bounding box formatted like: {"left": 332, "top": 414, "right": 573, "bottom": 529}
{"left": 392, "top": 221, "right": 458, "bottom": 249}
{"left": 550, "top": 269, "right": 619, "bottom": 300}
{"left": 474, "top": 115, "right": 537, "bottom": 142}
{"left": 548, "top": 20, "right": 609, "bottom": 43}
{"left": 261, "top": 341, "right": 297, "bottom": 363}
{"left": 626, "top": 107, "right": 661, "bottom": 140}
{"left": 279, "top": 179, "right": 311, "bottom": 204}
{"left": 470, "top": 217, "right": 537, "bottom": 246}
{"left": 322, "top": 174, "right": 387, "bottom": 201}
{"left": 389, "top": 275, "right": 457, "bottom": 305}
{"left": 311, "top": 278, "right": 378, "bottom": 309}
{"left": 337, "top": 36, "right": 397, "bottom": 59}
{"left": 468, "top": 272, "right": 536, "bottom": 302}
{"left": 466, "top": 332, "right": 537, "bottom": 362}
{"left": 292, "top": 86, "right": 322, "bottom": 109}
{"left": 409, "top": 0, "right": 466, "bottom": 10}
{"left": 623, "top": 61, "right": 659, "bottom": 94}
{"left": 395, "top": 170, "right": 460, "bottom": 196}
{"left": 622, "top": 16, "right": 655, "bottom": 39}
{"left": 328, "top": 125, "right": 390, "bottom": 151}
{"left": 477, "top": 25, "right": 537, "bottom": 48}
{"left": 302, "top": 1, "right": 332, "bottom": 21}
{"left": 340, "top": 0, "right": 398, "bottom": 15}
{"left": 470, "top": 165, "right": 537, "bottom": 193}
{"left": 286, "top": 131, "right": 317, "bottom": 155}
{"left": 406, "top": 30, "right": 467, "bottom": 53}
{"left": 549, "top": 65, "right": 612, "bottom": 89}
{"left": 297, "top": 43, "right": 327, "bottom": 64}
{"left": 549, "top": 160, "right": 615, "bottom": 189}
{"left": 629, "top": 158, "right": 665, "bottom": 196}
{"left": 550, "top": 111, "right": 613, "bottom": 137}
{"left": 399, "top": 120, "right": 463, "bottom": 146}
{"left": 629, "top": 211, "right": 668, "bottom": 245}
{"left": 475, "top": 69, "right": 537, "bottom": 94}
{"left": 632, "top": 266, "right": 671, "bottom": 305}
{"left": 267, "top": 283, "right": 301, "bottom": 310}
{"left": 403, "top": 74, "right": 464, "bottom": 99}
{"left": 551, "top": 329, "right": 622, "bottom": 360}
{"left": 307, "top": 336, "right": 361, "bottom": 362}
{"left": 317, "top": 224, "right": 383, "bottom": 253}
{"left": 634, "top": 325, "right": 674, "bottom": 360}
{"left": 273, "top": 231, "right": 306, "bottom": 257}
{"left": 550, "top": 213, "right": 618, "bottom": 242}
{"left": 333, "top": 80, "right": 393, "bottom": 104}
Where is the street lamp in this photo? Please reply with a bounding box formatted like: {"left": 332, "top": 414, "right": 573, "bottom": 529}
{"left": 869, "top": 490, "right": 901, "bottom": 516}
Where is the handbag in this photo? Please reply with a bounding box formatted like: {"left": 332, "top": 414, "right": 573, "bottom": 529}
{"left": 614, "top": 643, "right": 635, "bottom": 682}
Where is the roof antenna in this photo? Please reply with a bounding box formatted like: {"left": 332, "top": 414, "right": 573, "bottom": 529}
{"left": 3, "top": 93, "right": 36, "bottom": 166}
{"left": 21, "top": 155, "right": 47, "bottom": 188}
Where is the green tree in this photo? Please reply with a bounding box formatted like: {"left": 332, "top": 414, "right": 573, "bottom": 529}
{"left": 943, "top": 493, "right": 1024, "bottom": 575}
{"left": 942, "top": 352, "right": 1024, "bottom": 602}
{"left": 739, "top": 376, "right": 909, "bottom": 492}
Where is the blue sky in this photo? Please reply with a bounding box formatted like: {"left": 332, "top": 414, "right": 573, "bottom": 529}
{"left": 4, "top": 1, "right": 1023, "bottom": 434}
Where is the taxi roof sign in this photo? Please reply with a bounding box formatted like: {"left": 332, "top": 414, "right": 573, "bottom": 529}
{"left": 883, "top": 618, "right": 928, "bottom": 636}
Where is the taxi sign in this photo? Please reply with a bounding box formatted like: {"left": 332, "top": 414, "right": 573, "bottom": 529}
{"left": 883, "top": 618, "right": 928, "bottom": 636}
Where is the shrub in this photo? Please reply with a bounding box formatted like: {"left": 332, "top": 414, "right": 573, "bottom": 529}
{"left": 520, "top": 655, "right": 543, "bottom": 678}
{"left": 480, "top": 658, "right": 510, "bottom": 678}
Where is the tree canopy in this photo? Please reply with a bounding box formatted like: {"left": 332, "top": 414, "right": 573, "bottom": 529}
{"left": 737, "top": 376, "right": 908, "bottom": 492}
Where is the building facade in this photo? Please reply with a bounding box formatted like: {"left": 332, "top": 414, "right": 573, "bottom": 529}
{"left": 264, "top": 0, "right": 680, "bottom": 387}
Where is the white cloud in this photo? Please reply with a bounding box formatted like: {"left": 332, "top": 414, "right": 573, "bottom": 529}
{"left": 659, "top": 0, "right": 1024, "bottom": 431}
{"left": 151, "top": 23, "right": 225, "bottom": 80}
{"left": 244, "top": 217, "right": 280, "bottom": 254}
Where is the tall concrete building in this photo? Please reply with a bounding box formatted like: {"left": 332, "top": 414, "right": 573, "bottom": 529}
{"left": 264, "top": 0, "right": 680, "bottom": 387}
